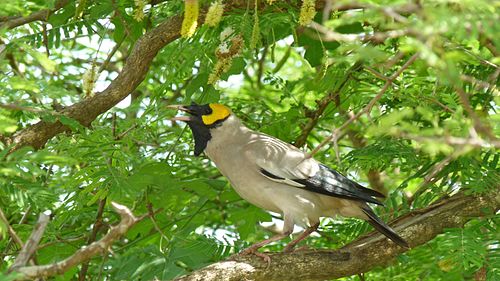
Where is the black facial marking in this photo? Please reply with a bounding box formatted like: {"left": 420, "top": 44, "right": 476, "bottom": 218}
{"left": 187, "top": 121, "right": 211, "bottom": 156}
{"left": 180, "top": 103, "right": 231, "bottom": 156}
{"left": 183, "top": 103, "right": 213, "bottom": 156}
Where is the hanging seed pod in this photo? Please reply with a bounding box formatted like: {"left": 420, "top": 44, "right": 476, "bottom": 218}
{"left": 299, "top": 0, "right": 316, "bottom": 26}
{"left": 133, "top": 0, "right": 146, "bottom": 21}
{"left": 181, "top": 0, "right": 199, "bottom": 38}
{"left": 205, "top": 1, "right": 225, "bottom": 27}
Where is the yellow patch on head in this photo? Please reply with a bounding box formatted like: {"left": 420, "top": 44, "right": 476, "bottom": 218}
{"left": 202, "top": 104, "right": 231, "bottom": 125}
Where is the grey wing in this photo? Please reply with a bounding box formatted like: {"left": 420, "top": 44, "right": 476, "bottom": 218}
{"left": 244, "top": 133, "right": 385, "bottom": 205}
{"left": 243, "top": 133, "right": 319, "bottom": 180}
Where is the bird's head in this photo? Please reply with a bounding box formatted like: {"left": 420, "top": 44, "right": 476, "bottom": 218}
{"left": 167, "top": 103, "right": 232, "bottom": 156}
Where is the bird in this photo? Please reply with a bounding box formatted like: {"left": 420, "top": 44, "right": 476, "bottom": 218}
{"left": 168, "top": 102, "right": 409, "bottom": 255}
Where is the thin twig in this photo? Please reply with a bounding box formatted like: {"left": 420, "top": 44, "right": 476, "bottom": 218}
{"left": 78, "top": 199, "right": 107, "bottom": 281}
{"left": 13, "top": 202, "right": 139, "bottom": 280}
{"left": 322, "top": 0, "right": 333, "bottom": 23}
{"left": 42, "top": 23, "right": 50, "bottom": 56}
{"left": 364, "top": 65, "right": 388, "bottom": 81}
{"left": 454, "top": 86, "right": 495, "bottom": 140}
{"left": 308, "top": 22, "right": 415, "bottom": 43}
{"left": 272, "top": 44, "right": 292, "bottom": 74}
{"left": 1, "top": 206, "right": 32, "bottom": 260}
{"left": 380, "top": 51, "right": 405, "bottom": 70}
{"left": 256, "top": 44, "right": 269, "bottom": 90}
{"left": 407, "top": 154, "right": 455, "bottom": 207}
{"left": 421, "top": 96, "right": 455, "bottom": 113}
{"left": 403, "top": 133, "right": 500, "bottom": 149}
{"left": 0, "top": 103, "right": 60, "bottom": 115}
{"left": 307, "top": 53, "right": 419, "bottom": 157}
{"left": 294, "top": 62, "right": 363, "bottom": 148}
{"left": 116, "top": 124, "right": 139, "bottom": 140}
{"left": 9, "top": 212, "right": 50, "bottom": 271}
{"left": 36, "top": 236, "right": 86, "bottom": 251}
{"left": 0, "top": 208, "right": 25, "bottom": 249}
{"left": 147, "top": 202, "right": 169, "bottom": 242}
{"left": 460, "top": 74, "right": 499, "bottom": 93}
{"left": 98, "top": 37, "right": 125, "bottom": 74}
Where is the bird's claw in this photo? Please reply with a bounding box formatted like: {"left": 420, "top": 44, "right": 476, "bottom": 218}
{"left": 282, "top": 244, "right": 295, "bottom": 253}
{"left": 251, "top": 251, "right": 272, "bottom": 267}
{"left": 232, "top": 247, "right": 272, "bottom": 268}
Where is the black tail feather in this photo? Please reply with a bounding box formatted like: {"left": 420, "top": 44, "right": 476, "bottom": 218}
{"left": 361, "top": 206, "right": 409, "bottom": 248}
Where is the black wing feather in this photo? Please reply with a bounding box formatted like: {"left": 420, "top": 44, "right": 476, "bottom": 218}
{"left": 361, "top": 205, "right": 409, "bottom": 248}
{"left": 261, "top": 164, "right": 385, "bottom": 205}
{"left": 322, "top": 165, "right": 386, "bottom": 199}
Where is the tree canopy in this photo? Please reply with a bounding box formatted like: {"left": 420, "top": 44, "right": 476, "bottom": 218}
{"left": 0, "top": 0, "right": 499, "bottom": 280}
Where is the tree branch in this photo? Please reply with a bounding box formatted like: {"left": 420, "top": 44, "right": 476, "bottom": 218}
{"left": 9, "top": 212, "right": 50, "bottom": 270}
{"left": 454, "top": 86, "right": 496, "bottom": 141}
{"left": 176, "top": 187, "right": 500, "bottom": 281}
{"left": 0, "top": 103, "right": 60, "bottom": 115}
{"left": 6, "top": 12, "right": 183, "bottom": 152}
{"left": 294, "top": 62, "right": 362, "bottom": 148}
{"left": 0, "top": 207, "right": 25, "bottom": 250}
{"left": 0, "top": 0, "right": 70, "bottom": 30}
{"left": 11, "top": 202, "right": 138, "bottom": 280}
{"left": 77, "top": 199, "right": 107, "bottom": 281}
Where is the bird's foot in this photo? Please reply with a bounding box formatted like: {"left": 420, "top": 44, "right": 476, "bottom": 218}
{"left": 282, "top": 244, "right": 295, "bottom": 253}
{"left": 232, "top": 247, "right": 272, "bottom": 267}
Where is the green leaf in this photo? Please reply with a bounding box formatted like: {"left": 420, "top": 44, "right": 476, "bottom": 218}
{"left": 336, "top": 22, "right": 364, "bottom": 34}
{"left": 185, "top": 73, "right": 209, "bottom": 98}
{"left": 304, "top": 43, "right": 323, "bottom": 67}
{"left": 231, "top": 205, "right": 272, "bottom": 240}
{"left": 48, "top": 3, "right": 75, "bottom": 26}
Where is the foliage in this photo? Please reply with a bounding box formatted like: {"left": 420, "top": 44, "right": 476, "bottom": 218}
{"left": 0, "top": 0, "right": 499, "bottom": 280}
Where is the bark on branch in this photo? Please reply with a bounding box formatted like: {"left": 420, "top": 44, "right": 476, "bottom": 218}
{"left": 0, "top": 0, "right": 70, "bottom": 30}
{"left": 9, "top": 213, "right": 50, "bottom": 270}
{"left": 11, "top": 202, "right": 138, "bottom": 280}
{"left": 6, "top": 13, "right": 182, "bottom": 152}
{"left": 176, "top": 187, "right": 500, "bottom": 281}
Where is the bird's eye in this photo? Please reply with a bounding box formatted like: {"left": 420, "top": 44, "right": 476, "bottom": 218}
{"left": 201, "top": 105, "right": 212, "bottom": 115}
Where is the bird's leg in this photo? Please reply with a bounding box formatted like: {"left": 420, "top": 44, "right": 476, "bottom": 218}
{"left": 282, "top": 222, "right": 319, "bottom": 253}
{"left": 237, "top": 216, "right": 294, "bottom": 264}
{"left": 237, "top": 232, "right": 291, "bottom": 266}
{"left": 239, "top": 232, "right": 290, "bottom": 255}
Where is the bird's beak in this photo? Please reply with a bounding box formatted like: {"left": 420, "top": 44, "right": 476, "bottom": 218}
{"left": 167, "top": 104, "right": 193, "bottom": 122}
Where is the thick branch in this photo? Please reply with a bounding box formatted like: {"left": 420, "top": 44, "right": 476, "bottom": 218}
{"left": 0, "top": 0, "right": 70, "bottom": 30}
{"left": 12, "top": 202, "right": 138, "bottom": 280}
{"left": 6, "top": 13, "right": 182, "bottom": 151}
{"left": 176, "top": 187, "right": 500, "bottom": 281}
